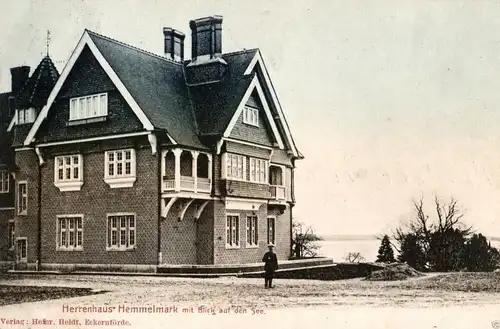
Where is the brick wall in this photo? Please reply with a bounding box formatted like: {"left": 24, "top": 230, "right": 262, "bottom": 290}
{"left": 160, "top": 200, "right": 197, "bottom": 264}
{"left": 196, "top": 201, "right": 214, "bottom": 264}
{"left": 0, "top": 210, "right": 14, "bottom": 261}
{"left": 40, "top": 144, "right": 159, "bottom": 266}
{"left": 268, "top": 206, "right": 292, "bottom": 260}
{"left": 14, "top": 150, "right": 40, "bottom": 267}
{"left": 213, "top": 202, "right": 289, "bottom": 264}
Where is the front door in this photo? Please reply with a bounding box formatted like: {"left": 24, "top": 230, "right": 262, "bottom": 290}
{"left": 16, "top": 238, "right": 27, "bottom": 263}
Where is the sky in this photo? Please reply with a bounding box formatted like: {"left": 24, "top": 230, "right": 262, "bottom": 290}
{"left": 1, "top": 0, "right": 500, "bottom": 237}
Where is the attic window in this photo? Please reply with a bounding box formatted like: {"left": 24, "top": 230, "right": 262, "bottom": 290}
{"left": 17, "top": 108, "right": 36, "bottom": 124}
{"left": 69, "top": 93, "right": 108, "bottom": 121}
{"left": 243, "top": 106, "right": 259, "bottom": 127}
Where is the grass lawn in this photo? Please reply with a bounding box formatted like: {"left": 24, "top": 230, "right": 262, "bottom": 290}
{"left": 0, "top": 284, "right": 106, "bottom": 306}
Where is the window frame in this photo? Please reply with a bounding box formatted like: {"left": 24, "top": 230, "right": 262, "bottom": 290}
{"left": 17, "top": 181, "right": 27, "bottom": 215}
{"left": 104, "top": 149, "right": 137, "bottom": 188}
{"left": 267, "top": 216, "right": 276, "bottom": 246}
{"left": 69, "top": 93, "right": 108, "bottom": 121}
{"left": 249, "top": 158, "right": 269, "bottom": 184}
{"left": 0, "top": 170, "right": 9, "bottom": 193}
{"left": 106, "top": 213, "right": 136, "bottom": 251}
{"left": 222, "top": 153, "right": 246, "bottom": 181}
{"left": 242, "top": 106, "right": 259, "bottom": 127}
{"left": 17, "top": 108, "right": 36, "bottom": 125}
{"left": 56, "top": 215, "right": 84, "bottom": 251}
{"left": 225, "top": 214, "right": 240, "bottom": 249}
{"left": 246, "top": 215, "right": 259, "bottom": 248}
{"left": 54, "top": 154, "right": 84, "bottom": 191}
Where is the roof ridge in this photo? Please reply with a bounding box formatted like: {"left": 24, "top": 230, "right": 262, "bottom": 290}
{"left": 85, "top": 29, "right": 183, "bottom": 66}
{"left": 222, "top": 48, "right": 259, "bottom": 57}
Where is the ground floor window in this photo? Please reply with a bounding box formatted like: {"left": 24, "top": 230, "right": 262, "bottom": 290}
{"left": 267, "top": 217, "right": 276, "bottom": 245}
{"left": 246, "top": 216, "right": 258, "bottom": 247}
{"left": 8, "top": 220, "right": 14, "bottom": 249}
{"left": 226, "top": 215, "right": 240, "bottom": 247}
{"left": 107, "top": 214, "right": 136, "bottom": 250}
{"left": 16, "top": 238, "right": 27, "bottom": 262}
{"left": 57, "top": 216, "right": 83, "bottom": 250}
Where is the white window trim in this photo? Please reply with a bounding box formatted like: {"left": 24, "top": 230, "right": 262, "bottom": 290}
{"left": 221, "top": 153, "right": 247, "bottom": 182}
{"left": 104, "top": 149, "right": 137, "bottom": 188}
{"left": 54, "top": 154, "right": 84, "bottom": 192}
{"left": 267, "top": 216, "right": 276, "bottom": 246}
{"left": 242, "top": 105, "right": 259, "bottom": 127}
{"left": 17, "top": 108, "right": 36, "bottom": 125}
{"left": 0, "top": 170, "right": 9, "bottom": 193}
{"left": 246, "top": 215, "right": 259, "bottom": 248}
{"left": 17, "top": 181, "right": 27, "bottom": 216}
{"left": 249, "top": 157, "right": 269, "bottom": 184}
{"left": 16, "top": 237, "right": 27, "bottom": 262}
{"left": 8, "top": 219, "right": 15, "bottom": 251}
{"left": 69, "top": 93, "right": 108, "bottom": 121}
{"left": 225, "top": 213, "right": 240, "bottom": 249}
{"left": 56, "top": 215, "right": 84, "bottom": 251}
{"left": 106, "top": 213, "right": 136, "bottom": 251}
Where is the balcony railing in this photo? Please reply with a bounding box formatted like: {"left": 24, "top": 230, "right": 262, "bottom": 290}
{"left": 270, "top": 185, "right": 286, "bottom": 200}
{"left": 163, "top": 175, "right": 211, "bottom": 193}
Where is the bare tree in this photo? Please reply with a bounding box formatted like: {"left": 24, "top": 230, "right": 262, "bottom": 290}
{"left": 344, "top": 252, "right": 366, "bottom": 263}
{"left": 291, "top": 221, "right": 322, "bottom": 258}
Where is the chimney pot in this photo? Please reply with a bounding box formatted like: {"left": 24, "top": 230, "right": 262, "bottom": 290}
{"left": 10, "top": 66, "right": 30, "bottom": 96}
{"left": 163, "top": 28, "right": 185, "bottom": 62}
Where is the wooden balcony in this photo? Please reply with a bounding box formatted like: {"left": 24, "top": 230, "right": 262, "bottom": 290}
{"left": 163, "top": 176, "right": 211, "bottom": 194}
{"left": 270, "top": 185, "right": 286, "bottom": 201}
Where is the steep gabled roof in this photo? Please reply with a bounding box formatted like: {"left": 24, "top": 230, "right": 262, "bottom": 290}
{"left": 188, "top": 49, "right": 257, "bottom": 136}
{"left": 16, "top": 56, "right": 59, "bottom": 109}
{"left": 87, "top": 31, "right": 203, "bottom": 148}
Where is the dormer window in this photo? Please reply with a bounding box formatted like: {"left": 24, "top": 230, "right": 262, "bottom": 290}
{"left": 243, "top": 106, "right": 259, "bottom": 127}
{"left": 69, "top": 93, "right": 108, "bottom": 121}
{"left": 17, "top": 108, "right": 36, "bottom": 124}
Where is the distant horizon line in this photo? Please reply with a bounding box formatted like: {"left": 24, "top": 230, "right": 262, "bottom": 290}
{"left": 321, "top": 234, "right": 500, "bottom": 241}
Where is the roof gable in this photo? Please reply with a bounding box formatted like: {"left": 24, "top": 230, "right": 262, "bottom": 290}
{"left": 24, "top": 30, "right": 156, "bottom": 146}
{"left": 243, "top": 51, "right": 301, "bottom": 158}
{"left": 223, "top": 74, "right": 284, "bottom": 149}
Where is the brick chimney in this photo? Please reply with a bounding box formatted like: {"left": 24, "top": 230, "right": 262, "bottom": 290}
{"left": 186, "top": 15, "right": 227, "bottom": 85}
{"left": 189, "top": 15, "right": 223, "bottom": 62}
{"left": 163, "top": 28, "right": 185, "bottom": 62}
{"left": 10, "top": 66, "right": 30, "bottom": 96}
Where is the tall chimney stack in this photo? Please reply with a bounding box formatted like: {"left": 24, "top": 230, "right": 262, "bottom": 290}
{"left": 189, "top": 15, "right": 223, "bottom": 62}
{"left": 10, "top": 66, "right": 30, "bottom": 96}
{"left": 163, "top": 28, "right": 185, "bottom": 62}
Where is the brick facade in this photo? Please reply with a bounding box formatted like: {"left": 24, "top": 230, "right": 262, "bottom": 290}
{"left": 1, "top": 21, "right": 301, "bottom": 271}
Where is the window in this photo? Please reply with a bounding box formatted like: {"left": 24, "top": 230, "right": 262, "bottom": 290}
{"left": 17, "top": 182, "right": 27, "bottom": 215}
{"left": 69, "top": 93, "right": 107, "bottom": 120}
{"left": 104, "top": 149, "right": 136, "bottom": 188}
{"left": 226, "top": 215, "right": 240, "bottom": 248}
{"left": 0, "top": 170, "right": 9, "bottom": 193}
{"left": 267, "top": 217, "right": 276, "bottom": 245}
{"left": 107, "top": 214, "right": 136, "bottom": 250}
{"left": 17, "top": 108, "right": 36, "bottom": 124}
{"left": 8, "top": 220, "right": 15, "bottom": 250}
{"left": 54, "top": 155, "right": 83, "bottom": 191}
{"left": 224, "top": 153, "right": 246, "bottom": 181}
{"left": 57, "top": 216, "right": 83, "bottom": 250}
{"left": 246, "top": 216, "right": 258, "bottom": 247}
{"left": 243, "top": 106, "right": 259, "bottom": 126}
{"left": 249, "top": 158, "right": 268, "bottom": 184}
{"left": 17, "top": 238, "right": 27, "bottom": 262}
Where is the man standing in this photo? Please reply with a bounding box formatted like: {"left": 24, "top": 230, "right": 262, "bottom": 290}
{"left": 262, "top": 244, "right": 278, "bottom": 288}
